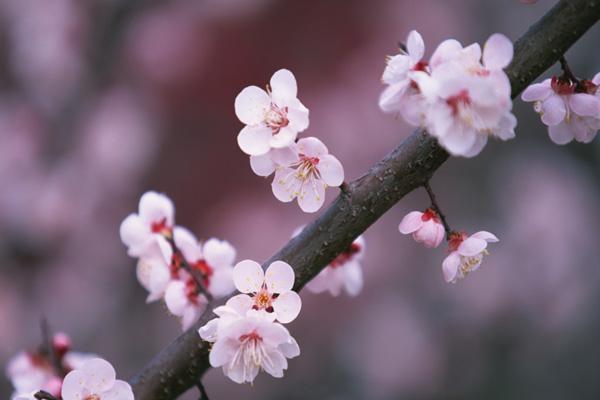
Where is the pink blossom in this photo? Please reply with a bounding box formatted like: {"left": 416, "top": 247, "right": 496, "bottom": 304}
{"left": 164, "top": 278, "right": 209, "bottom": 331}
{"left": 232, "top": 260, "right": 302, "bottom": 323}
{"left": 61, "top": 358, "right": 133, "bottom": 400}
{"left": 235, "top": 69, "right": 309, "bottom": 155}
{"left": 521, "top": 74, "right": 600, "bottom": 144}
{"left": 206, "top": 313, "right": 300, "bottom": 383}
{"left": 442, "top": 231, "right": 499, "bottom": 283}
{"left": 119, "top": 191, "right": 174, "bottom": 261}
{"left": 398, "top": 209, "right": 445, "bottom": 248}
{"left": 306, "top": 235, "right": 366, "bottom": 297}
{"left": 271, "top": 137, "right": 344, "bottom": 213}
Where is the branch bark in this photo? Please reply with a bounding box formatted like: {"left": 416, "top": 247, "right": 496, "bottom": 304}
{"left": 130, "top": 1, "right": 600, "bottom": 398}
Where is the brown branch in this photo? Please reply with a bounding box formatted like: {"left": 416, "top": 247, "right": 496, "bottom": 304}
{"left": 130, "top": 1, "right": 600, "bottom": 398}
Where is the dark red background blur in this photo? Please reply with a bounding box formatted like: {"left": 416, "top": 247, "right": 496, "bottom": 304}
{"left": 1, "top": 0, "right": 599, "bottom": 399}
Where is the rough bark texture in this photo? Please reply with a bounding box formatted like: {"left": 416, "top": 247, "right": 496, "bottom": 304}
{"left": 130, "top": 1, "right": 600, "bottom": 398}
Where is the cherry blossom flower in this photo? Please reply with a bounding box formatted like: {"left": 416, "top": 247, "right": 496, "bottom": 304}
{"left": 442, "top": 231, "right": 499, "bottom": 283}
{"left": 235, "top": 69, "right": 309, "bottom": 156}
{"left": 164, "top": 278, "right": 209, "bottom": 331}
{"left": 271, "top": 137, "right": 344, "bottom": 213}
{"left": 232, "top": 260, "right": 302, "bottom": 323}
{"left": 61, "top": 358, "right": 133, "bottom": 400}
{"left": 398, "top": 208, "right": 445, "bottom": 248}
{"left": 135, "top": 256, "right": 170, "bottom": 303}
{"left": 521, "top": 73, "right": 600, "bottom": 144}
{"left": 199, "top": 295, "right": 256, "bottom": 343}
{"left": 379, "top": 30, "right": 429, "bottom": 119}
{"left": 6, "top": 336, "right": 96, "bottom": 399}
{"left": 306, "top": 235, "right": 366, "bottom": 297}
{"left": 207, "top": 313, "right": 300, "bottom": 384}
{"left": 119, "top": 191, "right": 174, "bottom": 261}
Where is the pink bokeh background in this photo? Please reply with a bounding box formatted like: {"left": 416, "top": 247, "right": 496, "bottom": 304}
{"left": 1, "top": 0, "right": 599, "bottom": 398}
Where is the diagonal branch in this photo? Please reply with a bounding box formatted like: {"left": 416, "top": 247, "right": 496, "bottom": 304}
{"left": 130, "top": 1, "right": 600, "bottom": 398}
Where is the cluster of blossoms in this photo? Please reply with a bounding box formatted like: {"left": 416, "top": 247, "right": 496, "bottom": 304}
{"left": 379, "top": 30, "right": 516, "bottom": 157}
{"left": 235, "top": 69, "right": 344, "bottom": 213}
{"left": 399, "top": 208, "right": 498, "bottom": 283}
{"left": 120, "top": 191, "right": 236, "bottom": 330}
{"left": 7, "top": 333, "right": 132, "bottom": 400}
{"left": 522, "top": 72, "right": 600, "bottom": 144}
{"left": 199, "top": 260, "right": 301, "bottom": 383}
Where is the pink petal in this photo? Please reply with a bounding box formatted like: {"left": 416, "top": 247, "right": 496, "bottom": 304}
{"left": 442, "top": 252, "right": 460, "bottom": 283}
{"left": 541, "top": 95, "right": 567, "bottom": 126}
{"left": 250, "top": 153, "right": 276, "bottom": 177}
{"left": 237, "top": 124, "right": 272, "bottom": 156}
{"left": 81, "top": 358, "right": 116, "bottom": 393}
{"left": 203, "top": 238, "right": 236, "bottom": 267}
{"left": 101, "top": 380, "right": 134, "bottom": 400}
{"left": 407, "top": 30, "right": 425, "bottom": 61}
{"left": 265, "top": 260, "right": 295, "bottom": 293}
{"left": 342, "top": 261, "right": 364, "bottom": 296}
{"left": 548, "top": 121, "right": 575, "bottom": 145}
{"left": 61, "top": 370, "right": 86, "bottom": 400}
{"left": 273, "top": 291, "right": 302, "bottom": 323}
{"left": 262, "top": 349, "right": 288, "bottom": 378}
{"left": 430, "top": 39, "right": 463, "bottom": 68}
{"left": 139, "top": 191, "right": 174, "bottom": 226}
{"left": 438, "top": 124, "right": 478, "bottom": 157}
{"left": 208, "top": 267, "right": 235, "bottom": 298}
{"left": 279, "top": 337, "right": 300, "bottom": 358}
{"left": 173, "top": 226, "right": 201, "bottom": 262}
{"left": 209, "top": 339, "right": 235, "bottom": 368}
{"left": 297, "top": 177, "right": 326, "bottom": 213}
{"left": 482, "top": 33, "right": 513, "bottom": 70}
{"left": 398, "top": 211, "right": 424, "bottom": 234}
{"left": 458, "top": 237, "right": 487, "bottom": 256}
{"left": 232, "top": 260, "right": 264, "bottom": 293}
{"left": 164, "top": 281, "right": 187, "bottom": 316}
{"left": 461, "top": 43, "right": 482, "bottom": 64}
{"left": 305, "top": 268, "right": 331, "bottom": 294}
{"left": 234, "top": 85, "right": 270, "bottom": 125}
{"left": 119, "top": 214, "right": 149, "bottom": 248}
{"left": 317, "top": 154, "right": 344, "bottom": 187}
{"left": 270, "top": 69, "right": 298, "bottom": 103}
{"left": 521, "top": 79, "right": 552, "bottom": 101}
{"left": 271, "top": 145, "right": 299, "bottom": 166}
{"left": 271, "top": 167, "right": 300, "bottom": 203}
{"left": 225, "top": 293, "right": 254, "bottom": 315}
{"left": 269, "top": 126, "right": 297, "bottom": 149}
{"left": 471, "top": 231, "right": 499, "bottom": 242}
{"left": 461, "top": 135, "right": 488, "bottom": 158}
{"left": 287, "top": 101, "right": 310, "bottom": 132}
{"left": 296, "top": 137, "right": 328, "bottom": 157}
{"left": 569, "top": 93, "right": 600, "bottom": 117}
{"left": 379, "top": 81, "right": 410, "bottom": 112}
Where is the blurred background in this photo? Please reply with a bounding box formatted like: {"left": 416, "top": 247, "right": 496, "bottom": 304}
{"left": 1, "top": 0, "right": 599, "bottom": 399}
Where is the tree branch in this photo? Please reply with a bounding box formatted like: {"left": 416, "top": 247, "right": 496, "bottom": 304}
{"left": 130, "top": 1, "right": 600, "bottom": 398}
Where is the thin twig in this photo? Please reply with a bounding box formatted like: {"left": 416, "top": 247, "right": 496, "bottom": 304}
{"left": 166, "top": 237, "right": 214, "bottom": 302}
{"left": 197, "top": 381, "right": 210, "bottom": 400}
{"left": 39, "top": 318, "right": 64, "bottom": 377}
{"left": 34, "top": 390, "right": 58, "bottom": 400}
{"left": 558, "top": 55, "right": 580, "bottom": 85}
{"left": 423, "top": 181, "right": 453, "bottom": 239}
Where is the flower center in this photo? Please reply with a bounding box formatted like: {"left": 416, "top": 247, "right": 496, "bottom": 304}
{"left": 265, "top": 104, "right": 289, "bottom": 133}
{"left": 448, "top": 232, "right": 467, "bottom": 252}
{"left": 421, "top": 208, "right": 440, "bottom": 222}
{"left": 551, "top": 75, "right": 576, "bottom": 95}
{"left": 252, "top": 288, "right": 275, "bottom": 312}
{"left": 151, "top": 217, "right": 172, "bottom": 237}
{"left": 459, "top": 251, "right": 488, "bottom": 276}
{"left": 330, "top": 243, "right": 362, "bottom": 268}
{"left": 85, "top": 395, "right": 101, "bottom": 400}
{"left": 295, "top": 154, "right": 321, "bottom": 181}
{"left": 237, "top": 331, "right": 265, "bottom": 368}
{"left": 446, "top": 89, "right": 471, "bottom": 116}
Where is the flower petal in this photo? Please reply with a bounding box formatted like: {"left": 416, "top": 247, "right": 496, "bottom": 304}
{"left": 237, "top": 124, "right": 272, "bottom": 156}
{"left": 430, "top": 39, "right": 463, "bottom": 68}
{"left": 271, "top": 167, "right": 300, "bottom": 203}
{"left": 209, "top": 267, "right": 235, "bottom": 298}
{"left": 287, "top": 101, "right": 310, "bottom": 132}
{"left": 541, "top": 95, "right": 567, "bottom": 126}
{"left": 173, "top": 226, "right": 201, "bottom": 262}
{"left": 482, "top": 33, "right": 513, "bottom": 70}
{"left": 569, "top": 93, "right": 600, "bottom": 117}
{"left": 119, "top": 214, "right": 149, "bottom": 249}
{"left": 203, "top": 238, "right": 236, "bottom": 267}
{"left": 164, "top": 281, "right": 187, "bottom": 316}
{"left": 61, "top": 370, "right": 86, "bottom": 400}
{"left": 232, "top": 260, "right": 264, "bottom": 293}
{"left": 234, "top": 85, "right": 270, "bottom": 125}
{"left": 80, "top": 358, "right": 116, "bottom": 393}
{"left": 262, "top": 349, "right": 287, "bottom": 378}
{"left": 317, "top": 154, "right": 344, "bottom": 187}
{"left": 548, "top": 121, "right": 574, "bottom": 145}
{"left": 269, "top": 126, "right": 297, "bottom": 149}
{"left": 521, "top": 80, "right": 552, "bottom": 101}
{"left": 398, "top": 211, "right": 424, "bottom": 234}
{"left": 442, "top": 252, "right": 460, "bottom": 283}
{"left": 225, "top": 293, "right": 254, "bottom": 315}
{"left": 250, "top": 153, "right": 276, "bottom": 177}
{"left": 407, "top": 30, "right": 425, "bottom": 61}
{"left": 139, "top": 191, "right": 174, "bottom": 226}
{"left": 270, "top": 69, "right": 298, "bottom": 103}
{"left": 209, "top": 339, "right": 235, "bottom": 368}
{"left": 458, "top": 237, "right": 487, "bottom": 256}
{"left": 279, "top": 337, "right": 300, "bottom": 358}
{"left": 265, "top": 260, "right": 295, "bottom": 293}
{"left": 101, "top": 380, "right": 134, "bottom": 400}
{"left": 296, "top": 137, "right": 328, "bottom": 157}
{"left": 273, "top": 291, "right": 302, "bottom": 323}
{"left": 379, "top": 81, "right": 410, "bottom": 112}
{"left": 342, "top": 261, "right": 364, "bottom": 296}
{"left": 470, "top": 231, "right": 499, "bottom": 242}
{"left": 297, "top": 177, "right": 326, "bottom": 213}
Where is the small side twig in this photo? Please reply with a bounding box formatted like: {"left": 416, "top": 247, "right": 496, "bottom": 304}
{"left": 166, "top": 238, "right": 213, "bottom": 302}
{"left": 39, "top": 318, "right": 65, "bottom": 377}
{"left": 423, "top": 181, "right": 452, "bottom": 239}
{"left": 558, "top": 55, "right": 580, "bottom": 85}
{"left": 197, "top": 381, "right": 210, "bottom": 400}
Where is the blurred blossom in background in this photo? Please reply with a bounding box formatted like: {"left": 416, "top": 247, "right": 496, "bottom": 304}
{"left": 1, "top": 0, "right": 599, "bottom": 399}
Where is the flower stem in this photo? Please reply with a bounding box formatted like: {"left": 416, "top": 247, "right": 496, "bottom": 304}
{"left": 423, "top": 181, "right": 452, "bottom": 239}
{"left": 558, "top": 55, "right": 580, "bottom": 85}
